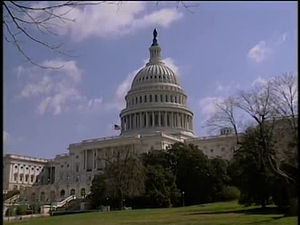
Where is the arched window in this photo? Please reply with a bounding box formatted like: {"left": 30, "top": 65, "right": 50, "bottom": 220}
{"left": 160, "top": 95, "right": 163, "bottom": 102}
{"left": 60, "top": 190, "right": 65, "bottom": 198}
{"left": 149, "top": 95, "right": 152, "bottom": 102}
{"left": 81, "top": 188, "right": 86, "bottom": 198}
{"left": 139, "top": 96, "right": 142, "bottom": 103}
{"left": 70, "top": 189, "right": 75, "bottom": 196}
{"left": 144, "top": 95, "right": 147, "bottom": 103}
{"left": 155, "top": 95, "right": 158, "bottom": 102}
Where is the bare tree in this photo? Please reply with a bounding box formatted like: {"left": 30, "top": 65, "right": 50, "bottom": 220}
{"left": 205, "top": 73, "right": 298, "bottom": 214}
{"left": 205, "top": 96, "right": 241, "bottom": 144}
{"left": 3, "top": 1, "right": 198, "bottom": 69}
{"left": 97, "top": 146, "right": 145, "bottom": 210}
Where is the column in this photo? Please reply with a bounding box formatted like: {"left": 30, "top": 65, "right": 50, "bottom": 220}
{"left": 164, "top": 111, "right": 167, "bottom": 127}
{"left": 158, "top": 111, "right": 161, "bottom": 127}
{"left": 140, "top": 113, "right": 142, "bottom": 128}
{"left": 133, "top": 114, "right": 135, "bottom": 130}
{"left": 95, "top": 149, "right": 98, "bottom": 169}
{"left": 152, "top": 112, "right": 155, "bottom": 127}
{"left": 170, "top": 112, "right": 173, "bottom": 127}
{"left": 128, "top": 115, "right": 131, "bottom": 130}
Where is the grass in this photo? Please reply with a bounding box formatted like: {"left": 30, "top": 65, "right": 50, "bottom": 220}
{"left": 5, "top": 201, "right": 297, "bottom": 225}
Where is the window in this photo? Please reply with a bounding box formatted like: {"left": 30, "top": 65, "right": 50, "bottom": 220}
{"left": 75, "top": 164, "right": 79, "bottom": 172}
{"left": 61, "top": 165, "right": 63, "bottom": 168}
{"left": 25, "top": 175, "right": 29, "bottom": 182}
{"left": 14, "top": 173, "right": 18, "bottom": 181}
{"left": 21, "top": 166, "right": 23, "bottom": 169}
{"left": 165, "top": 95, "right": 168, "bottom": 102}
{"left": 31, "top": 175, "right": 34, "bottom": 182}
{"left": 32, "top": 168, "right": 34, "bottom": 170}
{"left": 210, "top": 149, "right": 214, "bottom": 153}
{"left": 76, "top": 155, "right": 79, "bottom": 159}
{"left": 149, "top": 95, "right": 152, "bottom": 102}
{"left": 160, "top": 95, "right": 163, "bottom": 102}
{"left": 15, "top": 165, "right": 17, "bottom": 169}
{"left": 139, "top": 96, "right": 142, "bottom": 103}
{"left": 67, "top": 164, "right": 69, "bottom": 168}
{"left": 171, "top": 95, "right": 173, "bottom": 102}
{"left": 144, "top": 95, "right": 147, "bottom": 103}
{"left": 155, "top": 95, "right": 158, "bottom": 102}
{"left": 135, "top": 97, "right": 138, "bottom": 104}
{"left": 221, "top": 147, "right": 225, "bottom": 152}
{"left": 20, "top": 174, "right": 23, "bottom": 182}
{"left": 174, "top": 96, "right": 177, "bottom": 103}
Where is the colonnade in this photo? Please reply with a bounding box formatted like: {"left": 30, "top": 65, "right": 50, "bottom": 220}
{"left": 121, "top": 111, "right": 193, "bottom": 131}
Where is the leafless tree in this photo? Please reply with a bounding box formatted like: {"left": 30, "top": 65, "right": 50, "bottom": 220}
{"left": 97, "top": 146, "right": 145, "bottom": 210}
{"left": 205, "top": 96, "right": 241, "bottom": 144}
{"left": 3, "top": 1, "right": 198, "bottom": 69}
{"left": 205, "top": 73, "right": 298, "bottom": 214}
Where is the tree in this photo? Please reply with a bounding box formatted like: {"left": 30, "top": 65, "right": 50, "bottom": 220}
{"left": 206, "top": 73, "right": 298, "bottom": 214}
{"left": 141, "top": 150, "right": 181, "bottom": 208}
{"left": 91, "top": 147, "right": 145, "bottom": 210}
{"left": 167, "top": 143, "right": 221, "bottom": 205}
{"left": 3, "top": 1, "right": 198, "bottom": 69}
{"left": 228, "top": 127, "right": 275, "bottom": 208}
{"left": 89, "top": 173, "right": 108, "bottom": 209}
{"left": 144, "top": 164, "right": 181, "bottom": 208}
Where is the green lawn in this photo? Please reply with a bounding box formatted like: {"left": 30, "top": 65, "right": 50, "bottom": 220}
{"left": 5, "top": 201, "right": 297, "bottom": 225}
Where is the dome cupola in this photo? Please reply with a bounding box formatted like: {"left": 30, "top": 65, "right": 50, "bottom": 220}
{"left": 119, "top": 29, "right": 194, "bottom": 138}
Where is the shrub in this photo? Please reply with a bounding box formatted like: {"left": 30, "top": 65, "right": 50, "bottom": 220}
{"left": 221, "top": 186, "right": 240, "bottom": 201}
{"left": 16, "top": 206, "right": 27, "bottom": 215}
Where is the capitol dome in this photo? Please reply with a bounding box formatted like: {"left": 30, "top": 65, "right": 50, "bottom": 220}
{"left": 120, "top": 29, "right": 194, "bottom": 138}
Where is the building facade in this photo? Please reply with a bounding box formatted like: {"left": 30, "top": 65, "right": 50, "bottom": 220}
{"left": 3, "top": 31, "right": 239, "bottom": 202}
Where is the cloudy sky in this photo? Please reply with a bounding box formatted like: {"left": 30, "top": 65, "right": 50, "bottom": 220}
{"left": 4, "top": 1, "right": 297, "bottom": 158}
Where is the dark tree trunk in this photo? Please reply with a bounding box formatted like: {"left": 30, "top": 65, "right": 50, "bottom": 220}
{"left": 119, "top": 189, "right": 124, "bottom": 210}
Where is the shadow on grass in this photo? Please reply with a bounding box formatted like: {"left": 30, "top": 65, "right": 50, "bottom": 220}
{"left": 185, "top": 206, "right": 291, "bottom": 217}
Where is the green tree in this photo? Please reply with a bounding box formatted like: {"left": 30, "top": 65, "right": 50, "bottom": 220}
{"left": 229, "top": 127, "right": 275, "bottom": 208}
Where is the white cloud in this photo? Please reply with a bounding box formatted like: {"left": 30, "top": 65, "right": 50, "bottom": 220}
{"left": 251, "top": 76, "right": 268, "bottom": 87}
{"left": 17, "top": 59, "right": 85, "bottom": 115}
{"left": 4, "top": 131, "right": 10, "bottom": 143}
{"left": 163, "top": 57, "right": 179, "bottom": 76}
{"left": 199, "top": 96, "right": 224, "bottom": 119}
{"left": 248, "top": 32, "right": 290, "bottom": 63}
{"left": 17, "top": 55, "right": 180, "bottom": 115}
{"left": 248, "top": 41, "right": 269, "bottom": 63}
{"left": 29, "top": 2, "right": 183, "bottom": 42}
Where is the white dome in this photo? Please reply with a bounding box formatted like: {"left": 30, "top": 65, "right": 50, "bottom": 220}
{"left": 131, "top": 64, "right": 180, "bottom": 87}
{"left": 119, "top": 30, "right": 194, "bottom": 138}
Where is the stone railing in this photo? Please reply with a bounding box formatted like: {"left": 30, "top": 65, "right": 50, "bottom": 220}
{"left": 52, "top": 195, "right": 76, "bottom": 208}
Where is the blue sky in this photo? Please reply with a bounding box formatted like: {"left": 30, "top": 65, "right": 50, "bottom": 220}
{"left": 3, "top": 1, "right": 297, "bottom": 158}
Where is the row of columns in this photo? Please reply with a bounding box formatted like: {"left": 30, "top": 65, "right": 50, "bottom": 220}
{"left": 121, "top": 111, "right": 193, "bottom": 131}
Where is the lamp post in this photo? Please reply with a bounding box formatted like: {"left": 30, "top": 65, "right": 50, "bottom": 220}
{"left": 182, "top": 191, "right": 185, "bottom": 207}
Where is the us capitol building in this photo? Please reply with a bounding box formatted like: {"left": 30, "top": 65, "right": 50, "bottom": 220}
{"left": 3, "top": 30, "right": 237, "bottom": 203}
